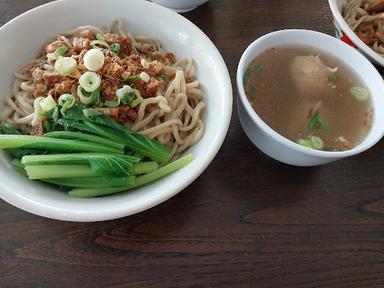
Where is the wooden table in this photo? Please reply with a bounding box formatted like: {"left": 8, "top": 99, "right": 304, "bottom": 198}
{"left": 2, "top": 1, "right": 384, "bottom": 287}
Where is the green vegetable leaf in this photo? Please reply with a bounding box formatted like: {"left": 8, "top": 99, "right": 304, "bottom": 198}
{"left": 0, "top": 122, "right": 47, "bottom": 158}
{"left": 88, "top": 154, "right": 136, "bottom": 177}
{"left": 62, "top": 103, "right": 88, "bottom": 120}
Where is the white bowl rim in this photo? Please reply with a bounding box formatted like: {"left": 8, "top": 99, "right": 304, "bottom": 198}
{"left": 237, "top": 29, "right": 384, "bottom": 159}
{"left": 0, "top": 0, "right": 233, "bottom": 221}
{"left": 328, "top": 0, "right": 384, "bottom": 67}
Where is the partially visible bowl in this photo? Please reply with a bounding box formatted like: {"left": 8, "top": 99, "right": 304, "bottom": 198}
{"left": 329, "top": 0, "right": 384, "bottom": 67}
{"left": 0, "top": 0, "right": 232, "bottom": 221}
{"left": 151, "top": 0, "right": 208, "bottom": 13}
{"left": 237, "top": 29, "right": 384, "bottom": 166}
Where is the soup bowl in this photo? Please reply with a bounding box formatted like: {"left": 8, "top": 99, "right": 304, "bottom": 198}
{"left": 237, "top": 29, "right": 384, "bottom": 166}
{"left": 0, "top": 0, "right": 232, "bottom": 221}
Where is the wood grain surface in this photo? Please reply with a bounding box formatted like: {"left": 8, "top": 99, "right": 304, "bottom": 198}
{"left": 2, "top": 0, "right": 384, "bottom": 287}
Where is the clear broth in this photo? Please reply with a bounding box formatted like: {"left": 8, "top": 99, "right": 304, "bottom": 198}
{"left": 244, "top": 46, "right": 373, "bottom": 151}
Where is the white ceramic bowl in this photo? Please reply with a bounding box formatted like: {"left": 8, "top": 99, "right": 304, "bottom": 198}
{"left": 0, "top": 0, "right": 232, "bottom": 221}
{"left": 151, "top": 0, "right": 208, "bottom": 13}
{"left": 237, "top": 29, "right": 384, "bottom": 166}
{"left": 329, "top": 0, "right": 384, "bottom": 67}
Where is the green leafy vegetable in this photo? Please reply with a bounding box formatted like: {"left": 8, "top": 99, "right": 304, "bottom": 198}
{"left": 68, "top": 154, "right": 194, "bottom": 198}
{"left": 0, "top": 122, "right": 47, "bottom": 158}
{"left": 44, "top": 131, "right": 125, "bottom": 150}
{"left": 0, "top": 135, "right": 122, "bottom": 154}
{"left": 25, "top": 164, "right": 96, "bottom": 179}
{"left": 43, "top": 175, "right": 135, "bottom": 188}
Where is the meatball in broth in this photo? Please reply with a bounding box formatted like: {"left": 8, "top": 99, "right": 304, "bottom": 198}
{"left": 243, "top": 46, "right": 373, "bottom": 151}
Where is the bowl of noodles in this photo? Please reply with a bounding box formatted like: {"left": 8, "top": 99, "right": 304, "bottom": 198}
{"left": 0, "top": 0, "right": 232, "bottom": 221}
{"left": 329, "top": 0, "right": 384, "bottom": 67}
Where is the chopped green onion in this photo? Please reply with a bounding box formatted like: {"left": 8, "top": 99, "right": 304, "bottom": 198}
{"left": 77, "top": 86, "right": 100, "bottom": 105}
{"left": 243, "top": 68, "right": 251, "bottom": 87}
{"left": 140, "top": 72, "right": 150, "bottom": 83}
{"left": 83, "top": 49, "right": 105, "bottom": 72}
{"left": 96, "top": 33, "right": 106, "bottom": 41}
{"left": 125, "top": 75, "right": 141, "bottom": 82}
{"left": 130, "top": 90, "right": 143, "bottom": 108}
{"left": 79, "top": 71, "right": 101, "bottom": 92}
{"left": 104, "top": 100, "right": 120, "bottom": 107}
{"left": 327, "top": 74, "right": 337, "bottom": 84}
{"left": 83, "top": 108, "right": 109, "bottom": 117}
{"left": 39, "top": 95, "right": 57, "bottom": 112}
{"left": 310, "top": 136, "right": 324, "bottom": 150}
{"left": 161, "top": 74, "right": 169, "bottom": 81}
{"left": 110, "top": 43, "right": 121, "bottom": 54}
{"left": 120, "top": 92, "right": 136, "bottom": 106}
{"left": 90, "top": 39, "right": 110, "bottom": 49}
{"left": 54, "top": 46, "right": 68, "bottom": 57}
{"left": 116, "top": 85, "right": 134, "bottom": 99}
{"left": 52, "top": 106, "right": 59, "bottom": 122}
{"left": 248, "top": 88, "right": 256, "bottom": 100}
{"left": 58, "top": 94, "right": 76, "bottom": 116}
{"left": 55, "top": 57, "right": 77, "bottom": 76}
{"left": 351, "top": 86, "right": 370, "bottom": 102}
{"left": 254, "top": 64, "right": 262, "bottom": 75}
{"left": 297, "top": 138, "right": 313, "bottom": 148}
{"left": 307, "top": 110, "right": 328, "bottom": 130}
{"left": 141, "top": 59, "right": 150, "bottom": 69}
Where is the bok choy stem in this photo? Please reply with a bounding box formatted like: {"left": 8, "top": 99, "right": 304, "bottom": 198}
{"left": 68, "top": 154, "right": 193, "bottom": 198}
{"left": 44, "top": 131, "right": 125, "bottom": 150}
{"left": 0, "top": 135, "right": 122, "bottom": 154}
{"left": 43, "top": 176, "right": 135, "bottom": 188}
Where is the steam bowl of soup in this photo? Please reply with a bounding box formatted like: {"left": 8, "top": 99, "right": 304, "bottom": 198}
{"left": 237, "top": 30, "right": 384, "bottom": 166}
